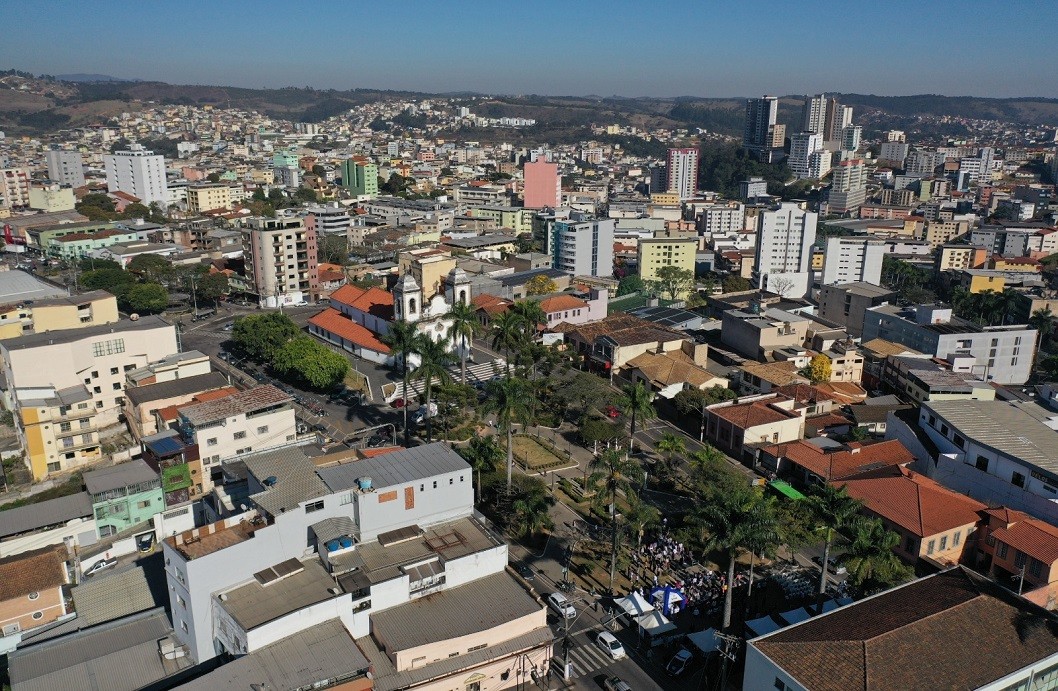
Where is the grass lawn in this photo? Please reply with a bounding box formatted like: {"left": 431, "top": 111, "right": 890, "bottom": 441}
{"left": 510, "top": 435, "right": 566, "bottom": 470}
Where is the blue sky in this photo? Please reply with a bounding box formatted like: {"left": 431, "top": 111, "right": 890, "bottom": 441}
{"left": 4, "top": 1, "right": 1056, "bottom": 97}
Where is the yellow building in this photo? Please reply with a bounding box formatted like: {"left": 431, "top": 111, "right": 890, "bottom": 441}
{"left": 650, "top": 191, "right": 682, "bottom": 206}
{"left": 637, "top": 237, "right": 697, "bottom": 298}
{"left": 398, "top": 248, "right": 456, "bottom": 298}
{"left": 811, "top": 248, "right": 825, "bottom": 271}
{"left": 0, "top": 290, "right": 118, "bottom": 341}
{"left": 186, "top": 183, "right": 232, "bottom": 214}
{"left": 19, "top": 386, "right": 101, "bottom": 480}
{"left": 935, "top": 244, "right": 988, "bottom": 272}
{"left": 922, "top": 220, "right": 969, "bottom": 248}
{"left": 250, "top": 169, "right": 275, "bottom": 185}
{"left": 961, "top": 270, "right": 1007, "bottom": 294}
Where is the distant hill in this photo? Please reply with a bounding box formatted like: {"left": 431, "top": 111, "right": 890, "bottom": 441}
{"left": 1, "top": 69, "right": 1056, "bottom": 137}
{"left": 55, "top": 73, "right": 135, "bottom": 83}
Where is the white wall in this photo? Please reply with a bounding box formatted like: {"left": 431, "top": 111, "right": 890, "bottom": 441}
{"left": 245, "top": 594, "right": 352, "bottom": 653}
{"left": 743, "top": 643, "right": 807, "bottom": 691}
{"left": 0, "top": 518, "right": 94, "bottom": 558}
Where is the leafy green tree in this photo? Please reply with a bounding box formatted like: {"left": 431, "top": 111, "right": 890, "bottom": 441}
{"left": 381, "top": 320, "right": 426, "bottom": 448}
{"left": 618, "top": 380, "right": 655, "bottom": 452}
{"left": 80, "top": 268, "right": 134, "bottom": 294}
{"left": 674, "top": 385, "right": 737, "bottom": 441}
{"left": 588, "top": 449, "right": 644, "bottom": 593}
{"left": 692, "top": 480, "right": 777, "bottom": 629}
{"left": 510, "top": 483, "right": 555, "bottom": 539}
{"left": 650, "top": 265, "right": 694, "bottom": 301}
{"left": 77, "top": 193, "right": 116, "bottom": 212}
{"left": 447, "top": 300, "right": 480, "bottom": 384}
{"left": 1031, "top": 308, "right": 1054, "bottom": 349}
{"left": 197, "top": 272, "right": 229, "bottom": 305}
{"left": 317, "top": 235, "right": 350, "bottom": 266}
{"left": 232, "top": 312, "right": 300, "bottom": 362}
{"left": 722, "top": 275, "right": 752, "bottom": 293}
{"left": 121, "top": 202, "right": 153, "bottom": 220}
{"left": 484, "top": 377, "right": 533, "bottom": 491}
{"left": 806, "top": 484, "right": 862, "bottom": 599}
{"left": 460, "top": 433, "right": 504, "bottom": 475}
{"left": 127, "top": 254, "right": 172, "bottom": 282}
{"left": 617, "top": 275, "right": 645, "bottom": 296}
{"left": 490, "top": 311, "right": 524, "bottom": 373}
{"left": 624, "top": 496, "right": 661, "bottom": 547}
{"left": 251, "top": 187, "right": 268, "bottom": 202}
{"left": 841, "top": 518, "right": 914, "bottom": 595}
{"left": 122, "top": 282, "right": 169, "bottom": 314}
{"left": 579, "top": 416, "right": 623, "bottom": 446}
{"left": 272, "top": 336, "right": 350, "bottom": 389}
{"left": 412, "top": 336, "right": 455, "bottom": 443}
{"left": 511, "top": 300, "right": 546, "bottom": 341}
{"left": 655, "top": 431, "right": 686, "bottom": 480}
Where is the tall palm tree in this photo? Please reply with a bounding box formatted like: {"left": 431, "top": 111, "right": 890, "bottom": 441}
{"left": 624, "top": 496, "right": 661, "bottom": 548}
{"left": 490, "top": 311, "right": 524, "bottom": 374}
{"left": 806, "top": 484, "right": 862, "bottom": 599}
{"left": 381, "top": 320, "right": 425, "bottom": 448}
{"left": 1031, "top": 307, "right": 1055, "bottom": 346}
{"left": 448, "top": 300, "right": 481, "bottom": 384}
{"left": 693, "top": 482, "right": 777, "bottom": 630}
{"left": 512, "top": 300, "right": 547, "bottom": 340}
{"left": 655, "top": 431, "right": 686, "bottom": 481}
{"left": 412, "top": 335, "right": 455, "bottom": 443}
{"left": 588, "top": 448, "right": 644, "bottom": 593}
{"left": 511, "top": 489, "right": 555, "bottom": 539}
{"left": 618, "top": 381, "right": 656, "bottom": 452}
{"left": 841, "top": 517, "right": 913, "bottom": 596}
{"left": 484, "top": 377, "right": 533, "bottom": 491}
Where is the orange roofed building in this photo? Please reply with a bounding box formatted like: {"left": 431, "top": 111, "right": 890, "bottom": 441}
{"left": 978, "top": 507, "right": 1058, "bottom": 609}
{"left": 758, "top": 437, "right": 915, "bottom": 484}
{"left": 308, "top": 283, "right": 396, "bottom": 364}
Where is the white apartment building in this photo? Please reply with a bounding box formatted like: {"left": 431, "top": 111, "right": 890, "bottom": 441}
{"left": 177, "top": 385, "right": 296, "bottom": 474}
{"left": 840, "top": 125, "right": 862, "bottom": 153}
{"left": 827, "top": 159, "right": 867, "bottom": 214}
{"left": 548, "top": 213, "right": 615, "bottom": 277}
{"left": 801, "top": 94, "right": 827, "bottom": 137}
{"left": 667, "top": 147, "right": 699, "bottom": 200}
{"left": 185, "top": 183, "right": 232, "bottom": 214}
{"left": 44, "top": 150, "right": 85, "bottom": 188}
{"left": 1, "top": 316, "right": 179, "bottom": 429}
{"left": 789, "top": 133, "right": 829, "bottom": 180}
{"left": 0, "top": 168, "right": 31, "bottom": 209}
{"left": 304, "top": 203, "right": 351, "bottom": 236}
{"left": 879, "top": 141, "right": 910, "bottom": 164}
{"left": 242, "top": 217, "right": 319, "bottom": 308}
{"left": 104, "top": 144, "right": 169, "bottom": 207}
{"left": 754, "top": 202, "right": 818, "bottom": 297}
{"left": 821, "top": 236, "right": 885, "bottom": 286}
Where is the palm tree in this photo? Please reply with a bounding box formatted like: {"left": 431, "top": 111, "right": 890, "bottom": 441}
{"left": 447, "top": 300, "right": 481, "bottom": 385}
{"left": 588, "top": 449, "right": 644, "bottom": 593}
{"left": 618, "top": 380, "right": 656, "bottom": 452}
{"left": 511, "top": 488, "right": 555, "bottom": 538}
{"left": 840, "top": 518, "right": 913, "bottom": 596}
{"left": 512, "top": 300, "right": 547, "bottom": 341}
{"left": 806, "top": 484, "right": 862, "bottom": 599}
{"left": 490, "top": 311, "right": 524, "bottom": 374}
{"left": 624, "top": 496, "right": 661, "bottom": 548}
{"left": 381, "top": 320, "right": 425, "bottom": 448}
{"left": 484, "top": 377, "right": 533, "bottom": 491}
{"left": 1031, "top": 307, "right": 1055, "bottom": 349}
{"left": 655, "top": 431, "right": 686, "bottom": 481}
{"left": 412, "top": 336, "right": 455, "bottom": 443}
{"left": 693, "top": 482, "right": 777, "bottom": 630}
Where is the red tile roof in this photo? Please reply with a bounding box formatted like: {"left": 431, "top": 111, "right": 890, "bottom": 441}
{"left": 762, "top": 438, "right": 914, "bottom": 482}
{"left": 839, "top": 465, "right": 986, "bottom": 538}
{"left": 986, "top": 508, "right": 1058, "bottom": 565}
{"left": 0, "top": 545, "right": 66, "bottom": 600}
{"left": 471, "top": 293, "right": 513, "bottom": 316}
{"left": 329, "top": 284, "right": 394, "bottom": 320}
{"left": 709, "top": 397, "right": 800, "bottom": 428}
{"left": 309, "top": 308, "right": 391, "bottom": 354}
{"left": 538, "top": 294, "right": 587, "bottom": 313}
{"left": 155, "top": 386, "right": 239, "bottom": 422}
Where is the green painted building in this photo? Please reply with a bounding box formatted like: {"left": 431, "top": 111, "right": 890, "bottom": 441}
{"left": 26, "top": 220, "right": 117, "bottom": 253}
{"left": 84, "top": 459, "right": 163, "bottom": 538}
{"left": 341, "top": 159, "right": 379, "bottom": 198}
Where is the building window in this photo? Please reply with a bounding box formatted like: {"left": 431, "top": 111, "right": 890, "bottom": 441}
{"left": 340, "top": 492, "right": 353, "bottom": 505}
{"left": 110, "top": 367, "right": 119, "bottom": 375}
{"left": 207, "top": 438, "right": 218, "bottom": 447}
{"left": 305, "top": 500, "right": 324, "bottom": 513}
{"left": 927, "top": 540, "right": 935, "bottom": 555}
{"left": 975, "top": 456, "right": 989, "bottom": 471}
{"left": 953, "top": 531, "right": 961, "bottom": 547}
{"left": 998, "top": 542, "right": 1009, "bottom": 559}
{"left": 1015, "top": 550, "right": 1027, "bottom": 569}
{"left": 233, "top": 431, "right": 247, "bottom": 440}
{"left": 939, "top": 536, "right": 948, "bottom": 551}
{"left": 1031, "top": 558, "right": 1044, "bottom": 578}
{"left": 137, "top": 499, "right": 151, "bottom": 509}
{"left": 31, "top": 611, "right": 43, "bottom": 621}
{"left": 28, "top": 591, "right": 39, "bottom": 601}
{"left": 112, "top": 382, "right": 121, "bottom": 390}
{"left": 1012, "top": 471, "right": 1026, "bottom": 488}
{"left": 257, "top": 425, "right": 269, "bottom": 434}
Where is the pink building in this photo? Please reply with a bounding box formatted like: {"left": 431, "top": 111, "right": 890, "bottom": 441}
{"left": 523, "top": 160, "right": 560, "bottom": 209}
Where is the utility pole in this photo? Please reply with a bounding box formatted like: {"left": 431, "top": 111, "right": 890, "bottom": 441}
{"left": 712, "top": 631, "right": 741, "bottom": 691}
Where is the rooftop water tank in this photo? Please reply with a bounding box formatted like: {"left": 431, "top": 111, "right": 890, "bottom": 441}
{"left": 325, "top": 540, "right": 341, "bottom": 552}
{"left": 357, "top": 477, "right": 373, "bottom": 491}
{"left": 339, "top": 536, "right": 353, "bottom": 549}
{"left": 263, "top": 476, "right": 278, "bottom": 487}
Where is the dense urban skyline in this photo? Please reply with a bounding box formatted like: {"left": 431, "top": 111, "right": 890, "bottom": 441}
{"left": 5, "top": 0, "right": 1058, "bottom": 98}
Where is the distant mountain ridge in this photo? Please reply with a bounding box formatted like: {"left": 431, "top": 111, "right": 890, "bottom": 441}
{"left": 54, "top": 73, "right": 136, "bottom": 83}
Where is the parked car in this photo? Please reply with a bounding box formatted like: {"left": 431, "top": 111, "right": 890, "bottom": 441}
{"left": 136, "top": 534, "right": 156, "bottom": 554}
{"left": 516, "top": 563, "right": 535, "bottom": 580}
{"left": 603, "top": 677, "right": 632, "bottom": 691}
{"left": 812, "top": 555, "right": 847, "bottom": 575}
{"left": 666, "top": 648, "right": 693, "bottom": 676}
{"left": 83, "top": 558, "right": 117, "bottom": 578}
{"left": 595, "top": 631, "right": 626, "bottom": 660}
{"left": 547, "top": 592, "right": 577, "bottom": 620}
{"left": 604, "top": 405, "right": 620, "bottom": 419}
{"left": 392, "top": 398, "right": 406, "bottom": 408}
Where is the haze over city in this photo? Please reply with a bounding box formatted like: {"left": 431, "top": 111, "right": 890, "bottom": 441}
{"left": 5, "top": 0, "right": 1058, "bottom": 97}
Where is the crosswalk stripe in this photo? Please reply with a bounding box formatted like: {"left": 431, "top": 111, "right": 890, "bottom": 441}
{"left": 565, "top": 642, "right": 615, "bottom": 675}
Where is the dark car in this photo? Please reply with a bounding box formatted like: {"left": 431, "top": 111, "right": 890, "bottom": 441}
{"left": 516, "top": 563, "right": 535, "bottom": 580}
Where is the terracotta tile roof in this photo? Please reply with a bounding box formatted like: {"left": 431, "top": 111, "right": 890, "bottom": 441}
{"left": 861, "top": 338, "right": 922, "bottom": 357}
{"left": 309, "top": 308, "right": 391, "bottom": 354}
{"left": 775, "top": 383, "right": 836, "bottom": 404}
{"left": 710, "top": 397, "right": 800, "bottom": 428}
{"left": 179, "top": 385, "right": 292, "bottom": 426}
{"left": 0, "top": 545, "right": 65, "bottom": 601}
{"left": 813, "top": 382, "right": 868, "bottom": 403}
{"left": 558, "top": 312, "right": 683, "bottom": 347}
{"left": 762, "top": 438, "right": 914, "bottom": 482}
{"left": 838, "top": 465, "right": 986, "bottom": 538}
{"left": 110, "top": 191, "right": 140, "bottom": 202}
{"left": 987, "top": 509, "right": 1058, "bottom": 565}
{"left": 329, "top": 284, "right": 394, "bottom": 320}
{"left": 538, "top": 294, "right": 587, "bottom": 313}
{"left": 54, "top": 228, "right": 133, "bottom": 243}
{"left": 627, "top": 350, "right": 723, "bottom": 389}
{"left": 805, "top": 412, "right": 852, "bottom": 432}
{"left": 155, "top": 386, "right": 239, "bottom": 423}
{"left": 754, "top": 567, "right": 1058, "bottom": 691}
{"left": 740, "top": 361, "right": 807, "bottom": 387}
{"left": 471, "top": 293, "right": 513, "bottom": 316}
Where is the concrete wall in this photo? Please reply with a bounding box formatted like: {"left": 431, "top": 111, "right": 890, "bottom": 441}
{"left": 0, "top": 586, "right": 65, "bottom": 636}
{"left": 743, "top": 643, "right": 808, "bottom": 691}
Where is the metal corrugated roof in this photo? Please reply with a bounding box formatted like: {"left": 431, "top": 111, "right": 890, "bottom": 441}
{"left": 316, "top": 442, "right": 469, "bottom": 493}
{"left": 243, "top": 446, "right": 329, "bottom": 517}
{"left": 0, "top": 491, "right": 92, "bottom": 539}
{"left": 83, "top": 459, "right": 159, "bottom": 495}
{"left": 124, "top": 371, "right": 229, "bottom": 406}
{"left": 925, "top": 399, "right": 1058, "bottom": 473}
